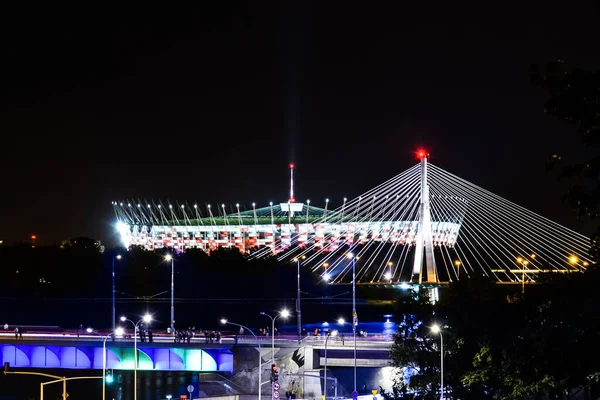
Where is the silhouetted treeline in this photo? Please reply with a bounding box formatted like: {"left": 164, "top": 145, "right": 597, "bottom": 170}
{"left": 0, "top": 241, "right": 339, "bottom": 300}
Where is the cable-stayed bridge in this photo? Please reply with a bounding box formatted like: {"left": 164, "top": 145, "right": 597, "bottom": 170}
{"left": 114, "top": 153, "right": 593, "bottom": 286}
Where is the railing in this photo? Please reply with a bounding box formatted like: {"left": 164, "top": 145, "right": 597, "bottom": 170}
{"left": 199, "top": 372, "right": 247, "bottom": 394}
{"left": 0, "top": 331, "right": 394, "bottom": 347}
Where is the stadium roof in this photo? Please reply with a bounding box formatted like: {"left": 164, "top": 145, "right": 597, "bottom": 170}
{"left": 166, "top": 203, "right": 334, "bottom": 226}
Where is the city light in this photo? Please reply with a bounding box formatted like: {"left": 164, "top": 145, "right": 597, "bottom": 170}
{"left": 280, "top": 309, "right": 290, "bottom": 318}
{"left": 384, "top": 272, "right": 392, "bottom": 280}
{"left": 570, "top": 255, "right": 578, "bottom": 264}
{"left": 431, "top": 324, "right": 441, "bottom": 334}
{"left": 115, "top": 327, "right": 124, "bottom": 336}
{"left": 323, "top": 273, "right": 331, "bottom": 282}
{"left": 143, "top": 314, "right": 152, "bottom": 323}
{"left": 338, "top": 318, "right": 345, "bottom": 324}
{"left": 165, "top": 254, "right": 172, "bottom": 261}
{"left": 120, "top": 316, "right": 126, "bottom": 322}
{"left": 86, "top": 327, "right": 93, "bottom": 333}
{"left": 220, "top": 318, "right": 227, "bottom": 324}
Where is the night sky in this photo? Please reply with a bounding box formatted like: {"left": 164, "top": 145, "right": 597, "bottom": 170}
{"left": 1, "top": 2, "right": 599, "bottom": 246}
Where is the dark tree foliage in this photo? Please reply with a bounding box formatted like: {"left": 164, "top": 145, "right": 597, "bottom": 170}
{"left": 389, "top": 268, "right": 600, "bottom": 399}
{"left": 529, "top": 60, "right": 600, "bottom": 261}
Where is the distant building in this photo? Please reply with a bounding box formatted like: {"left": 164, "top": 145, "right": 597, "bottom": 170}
{"left": 60, "top": 237, "right": 105, "bottom": 253}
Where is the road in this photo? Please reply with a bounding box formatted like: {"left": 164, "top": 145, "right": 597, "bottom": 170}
{"left": 0, "top": 329, "right": 393, "bottom": 348}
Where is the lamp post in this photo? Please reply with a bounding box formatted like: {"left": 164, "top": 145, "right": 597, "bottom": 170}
{"left": 324, "top": 329, "right": 338, "bottom": 400}
{"left": 517, "top": 256, "right": 529, "bottom": 294}
{"left": 120, "top": 314, "right": 152, "bottom": 400}
{"left": 86, "top": 328, "right": 113, "bottom": 400}
{"left": 260, "top": 310, "right": 290, "bottom": 364}
{"left": 165, "top": 254, "right": 175, "bottom": 336}
{"left": 431, "top": 324, "right": 444, "bottom": 400}
{"left": 112, "top": 254, "right": 122, "bottom": 331}
{"left": 385, "top": 261, "right": 393, "bottom": 281}
{"left": 222, "top": 319, "right": 261, "bottom": 400}
{"left": 292, "top": 255, "right": 306, "bottom": 343}
{"left": 454, "top": 260, "right": 461, "bottom": 278}
{"left": 346, "top": 252, "right": 357, "bottom": 393}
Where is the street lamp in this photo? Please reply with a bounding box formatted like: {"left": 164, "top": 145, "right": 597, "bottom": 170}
{"left": 221, "top": 319, "right": 261, "bottom": 400}
{"left": 86, "top": 329, "right": 114, "bottom": 400}
{"left": 164, "top": 254, "right": 175, "bottom": 336}
{"left": 324, "top": 319, "right": 345, "bottom": 400}
{"left": 454, "top": 260, "right": 461, "bottom": 278}
{"left": 120, "top": 314, "right": 152, "bottom": 400}
{"left": 431, "top": 324, "right": 444, "bottom": 400}
{"left": 346, "top": 252, "right": 357, "bottom": 393}
{"left": 260, "top": 310, "right": 290, "bottom": 364}
{"left": 292, "top": 255, "right": 306, "bottom": 343}
{"left": 517, "top": 256, "right": 529, "bottom": 294}
{"left": 112, "top": 254, "right": 122, "bottom": 331}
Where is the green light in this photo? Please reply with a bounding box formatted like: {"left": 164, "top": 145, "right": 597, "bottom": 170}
{"left": 105, "top": 373, "right": 114, "bottom": 384}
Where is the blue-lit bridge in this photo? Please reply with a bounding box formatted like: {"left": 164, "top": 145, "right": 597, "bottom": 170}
{"left": 1, "top": 331, "right": 394, "bottom": 398}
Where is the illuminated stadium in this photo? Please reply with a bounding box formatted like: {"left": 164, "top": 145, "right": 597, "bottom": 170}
{"left": 114, "top": 154, "right": 592, "bottom": 285}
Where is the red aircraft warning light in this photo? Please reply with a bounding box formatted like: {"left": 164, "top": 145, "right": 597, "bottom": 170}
{"left": 416, "top": 149, "right": 428, "bottom": 160}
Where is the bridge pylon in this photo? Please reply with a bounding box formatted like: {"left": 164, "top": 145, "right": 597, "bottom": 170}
{"left": 412, "top": 152, "right": 438, "bottom": 284}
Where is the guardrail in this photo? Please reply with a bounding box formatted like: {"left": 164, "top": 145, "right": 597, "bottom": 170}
{"left": 0, "top": 332, "right": 394, "bottom": 347}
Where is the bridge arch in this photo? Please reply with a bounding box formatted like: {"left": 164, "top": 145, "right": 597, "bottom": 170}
{"left": 1, "top": 345, "right": 29, "bottom": 367}
{"left": 60, "top": 347, "right": 92, "bottom": 368}
{"left": 30, "top": 346, "right": 60, "bottom": 368}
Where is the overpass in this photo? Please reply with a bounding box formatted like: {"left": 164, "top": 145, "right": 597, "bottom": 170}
{"left": 1, "top": 330, "right": 393, "bottom": 398}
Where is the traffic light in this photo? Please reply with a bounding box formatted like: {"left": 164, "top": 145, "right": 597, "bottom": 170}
{"left": 271, "top": 364, "right": 278, "bottom": 383}
{"left": 105, "top": 369, "right": 114, "bottom": 384}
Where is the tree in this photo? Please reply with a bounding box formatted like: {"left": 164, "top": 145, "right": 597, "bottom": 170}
{"left": 529, "top": 60, "right": 600, "bottom": 261}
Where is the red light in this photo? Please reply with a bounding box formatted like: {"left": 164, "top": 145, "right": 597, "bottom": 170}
{"left": 290, "top": 164, "right": 294, "bottom": 169}
{"left": 416, "top": 149, "right": 428, "bottom": 159}
{"left": 31, "top": 235, "right": 37, "bottom": 240}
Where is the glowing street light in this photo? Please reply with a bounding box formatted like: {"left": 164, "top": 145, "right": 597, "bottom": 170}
{"left": 221, "top": 319, "right": 261, "bottom": 400}
{"left": 85, "top": 328, "right": 117, "bottom": 400}
{"left": 119, "top": 314, "right": 152, "bottom": 400}
{"left": 569, "top": 255, "right": 578, "bottom": 264}
{"left": 431, "top": 324, "right": 444, "bottom": 400}
{"left": 260, "top": 310, "right": 290, "bottom": 363}
{"left": 164, "top": 255, "right": 175, "bottom": 335}
{"left": 346, "top": 252, "right": 358, "bottom": 392}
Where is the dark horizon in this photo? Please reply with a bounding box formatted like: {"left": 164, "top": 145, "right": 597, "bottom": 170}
{"left": 1, "top": 2, "right": 599, "bottom": 246}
